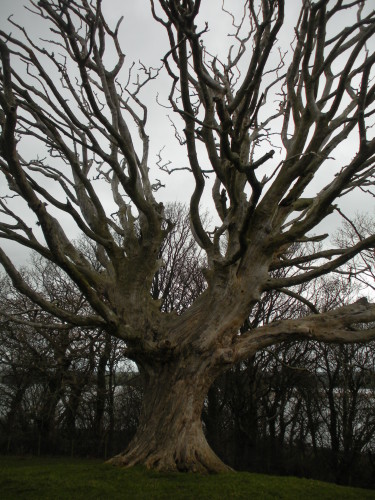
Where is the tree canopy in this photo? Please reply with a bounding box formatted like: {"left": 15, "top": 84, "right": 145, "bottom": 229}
{"left": 1, "top": 0, "right": 375, "bottom": 472}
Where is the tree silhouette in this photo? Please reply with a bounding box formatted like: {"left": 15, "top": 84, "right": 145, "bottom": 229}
{"left": 1, "top": 0, "right": 375, "bottom": 472}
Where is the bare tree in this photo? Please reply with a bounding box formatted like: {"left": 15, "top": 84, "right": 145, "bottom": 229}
{"left": 1, "top": 0, "right": 375, "bottom": 472}
{"left": 151, "top": 202, "right": 206, "bottom": 313}
{"left": 0, "top": 263, "right": 130, "bottom": 457}
{"left": 334, "top": 211, "right": 375, "bottom": 293}
{"left": 306, "top": 341, "right": 375, "bottom": 484}
{"left": 0, "top": 263, "right": 94, "bottom": 453}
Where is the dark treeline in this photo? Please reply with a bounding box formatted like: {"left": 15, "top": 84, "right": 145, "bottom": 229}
{"left": 1, "top": 205, "right": 375, "bottom": 487}
{"left": 1, "top": 328, "right": 374, "bottom": 488}
{"left": 206, "top": 341, "right": 375, "bottom": 488}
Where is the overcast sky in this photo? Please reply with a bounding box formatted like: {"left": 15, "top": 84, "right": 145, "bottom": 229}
{"left": 0, "top": 0, "right": 374, "bottom": 266}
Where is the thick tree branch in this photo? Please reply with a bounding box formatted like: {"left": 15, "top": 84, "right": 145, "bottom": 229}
{"left": 234, "top": 299, "right": 375, "bottom": 363}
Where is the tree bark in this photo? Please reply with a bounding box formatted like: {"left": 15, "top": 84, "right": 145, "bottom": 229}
{"left": 107, "top": 358, "right": 230, "bottom": 473}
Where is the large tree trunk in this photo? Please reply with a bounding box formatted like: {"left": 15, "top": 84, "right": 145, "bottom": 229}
{"left": 107, "top": 358, "right": 230, "bottom": 473}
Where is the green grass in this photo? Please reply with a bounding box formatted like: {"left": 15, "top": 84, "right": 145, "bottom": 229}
{"left": 0, "top": 456, "right": 374, "bottom": 499}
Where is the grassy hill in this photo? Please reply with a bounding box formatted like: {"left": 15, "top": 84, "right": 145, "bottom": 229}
{"left": 0, "top": 456, "right": 374, "bottom": 499}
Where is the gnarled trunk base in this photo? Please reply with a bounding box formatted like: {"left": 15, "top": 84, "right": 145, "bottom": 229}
{"left": 107, "top": 360, "right": 231, "bottom": 473}
{"left": 108, "top": 421, "right": 230, "bottom": 473}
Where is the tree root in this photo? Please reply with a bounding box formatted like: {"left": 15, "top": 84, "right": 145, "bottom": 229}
{"left": 106, "top": 444, "right": 232, "bottom": 473}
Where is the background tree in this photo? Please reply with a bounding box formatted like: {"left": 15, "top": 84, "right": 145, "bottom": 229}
{"left": 0, "top": 261, "right": 96, "bottom": 454}
{"left": 0, "top": 263, "right": 135, "bottom": 458}
{"left": 151, "top": 203, "right": 206, "bottom": 313}
{"left": 1, "top": 0, "right": 375, "bottom": 472}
